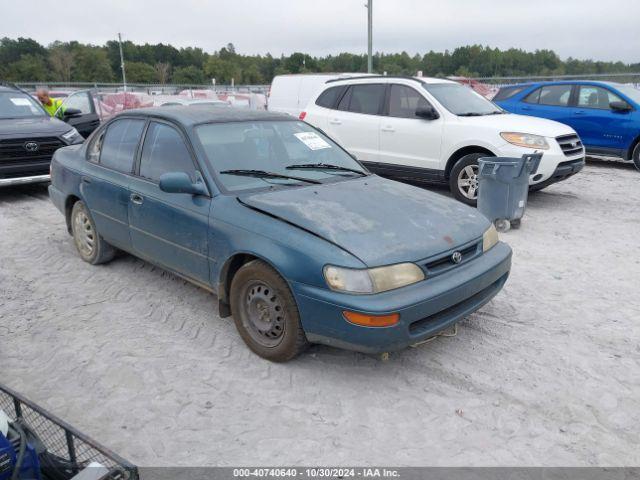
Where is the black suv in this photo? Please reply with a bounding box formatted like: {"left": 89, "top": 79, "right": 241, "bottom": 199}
{"left": 0, "top": 84, "right": 86, "bottom": 187}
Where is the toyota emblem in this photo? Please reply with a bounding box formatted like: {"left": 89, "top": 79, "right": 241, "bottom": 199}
{"left": 24, "top": 141, "right": 39, "bottom": 152}
{"left": 451, "top": 251, "right": 463, "bottom": 264}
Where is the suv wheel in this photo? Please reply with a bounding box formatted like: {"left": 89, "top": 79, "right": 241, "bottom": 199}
{"left": 71, "top": 201, "right": 116, "bottom": 264}
{"left": 230, "top": 260, "right": 309, "bottom": 362}
{"left": 449, "top": 153, "right": 493, "bottom": 206}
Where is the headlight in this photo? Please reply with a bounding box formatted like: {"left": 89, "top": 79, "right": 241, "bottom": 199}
{"left": 62, "top": 128, "right": 82, "bottom": 144}
{"left": 500, "top": 132, "right": 549, "bottom": 150}
{"left": 483, "top": 224, "right": 499, "bottom": 252}
{"left": 324, "top": 263, "right": 425, "bottom": 294}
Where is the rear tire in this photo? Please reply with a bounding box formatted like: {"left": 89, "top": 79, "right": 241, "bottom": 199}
{"left": 449, "top": 152, "right": 493, "bottom": 206}
{"left": 71, "top": 201, "right": 116, "bottom": 265}
{"left": 230, "top": 260, "right": 309, "bottom": 362}
{"left": 633, "top": 143, "right": 640, "bottom": 172}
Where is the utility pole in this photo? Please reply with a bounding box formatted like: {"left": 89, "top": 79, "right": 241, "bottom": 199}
{"left": 118, "top": 32, "right": 127, "bottom": 92}
{"left": 366, "top": 0, "right": 373, "bottom": 73}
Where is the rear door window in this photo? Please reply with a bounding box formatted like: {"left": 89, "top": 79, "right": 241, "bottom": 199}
{"left": 535, "top": 85, "right": 573, "bottom": 107}
{"left": 345, "top": 84, "right": 386, "bottom": 115}
{"left": 524, "top": 88, "right": 541, "bottom": 104}
{"left": 99, "top": 118, "right": 145, "bottom": 173}
{"left": 138, "top": 122, "right": 197, "bottom": 182}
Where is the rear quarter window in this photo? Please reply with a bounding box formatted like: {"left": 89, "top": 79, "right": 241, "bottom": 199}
{"left": 315, "top": 86, "right": 346, "bottom": 109}
{"left": 493, "top": 86, "right": 525, "bottom": 101}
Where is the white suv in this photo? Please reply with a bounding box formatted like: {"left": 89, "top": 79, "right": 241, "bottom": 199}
{"left": 301, "top": 76, "right": 585, "bottom": 205}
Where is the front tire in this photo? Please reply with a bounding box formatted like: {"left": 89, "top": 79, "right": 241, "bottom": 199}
{"left": 449, "top": 152, "right": 492, "bottom": 206}
{"left": 633, "top": 143, "right": 640, "bottom": 172}
{"left": 71, "top": 201, "right": 116, "bottom": 265}
{"left": 230, "top": 260, "right": 309, "bottom": 362}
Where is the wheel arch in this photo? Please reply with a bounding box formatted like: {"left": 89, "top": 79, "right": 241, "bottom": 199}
{"left": 217, "top": 252, "right": 283, "bottom": 318}
{"left": 64, "top": 194, "right": 81, "bottom": 235}
{"left": 445, "top": 146, "right": 496, "bottom": 179}
{"left": 627, "top": 134, "right": 640, "bottom": 161}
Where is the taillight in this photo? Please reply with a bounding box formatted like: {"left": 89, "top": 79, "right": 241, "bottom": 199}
{"left": 299, "top": 111, "right": 307, "bottom": 120}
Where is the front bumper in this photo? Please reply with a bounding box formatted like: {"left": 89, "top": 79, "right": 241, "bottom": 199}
{"left": 495, "top": 142, "right": 584, "bottom": 187}
{"left": 0, "top": 174, "right": 50, "bottom": 187}
{"left": 530, "top": 157, "right": 585, "bottom": 190}
{"left": 290, "top": 242, "right": 512, "bottom": 354}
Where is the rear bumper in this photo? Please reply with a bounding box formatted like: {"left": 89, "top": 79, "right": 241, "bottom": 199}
{"left": 48, "top": 184, "right": 66, "bottom": 215}
{"left": 290, "top": 242, "right": 512, "bottom": 354}
{"left": 0, "top": 174, "right": 50, "bottom": 187}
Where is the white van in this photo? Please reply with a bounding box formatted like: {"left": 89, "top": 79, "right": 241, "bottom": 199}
{"left": 267, "top": 73, "right": 372, "bottom": 117}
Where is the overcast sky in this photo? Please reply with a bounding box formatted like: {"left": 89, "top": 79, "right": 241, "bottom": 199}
{"left": 2, "top": 0, "right": 638, "bottom": 62}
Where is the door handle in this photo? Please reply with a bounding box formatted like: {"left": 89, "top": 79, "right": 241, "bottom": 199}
{"left": 521, "top": 106, "right": 532, "bottom": 111}
{"left": 381, "top": 126, "right": 395, "bottom": 132}
{"left": 130, "top": 193, "right": 144, "bottom": 205}
{"left": 574, "top": 110, "right": 586, "bottom": 115}
{"left": 329, "top": 119, "right": 342, "bottom": 125}
{"left": 81, "top": 177, "right": 91, "bottom": 184}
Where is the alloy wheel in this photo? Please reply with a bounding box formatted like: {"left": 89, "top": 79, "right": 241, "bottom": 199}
{"left": 458, "top": 164, "right": 479, "bottom": 200}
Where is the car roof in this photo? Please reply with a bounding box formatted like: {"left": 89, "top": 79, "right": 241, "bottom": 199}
{"left": 502, "top": 80, "right": 624, "bottom": 89}
{"left": 325, "top": 75, "right": 456, "bottom": 86}
{"left": 121, "top": 105, "right": 291, "bottom": 126}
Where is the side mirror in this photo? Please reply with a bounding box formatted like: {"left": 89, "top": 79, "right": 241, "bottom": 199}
{"left": 159, "top": 172, "right": 208, "bottom": 196}
{"left": 63, "top": 108, "right": 82, "bottom": 119}
{"left": 415, "top": 106, "right": 439, "bottom": 120}
{"left": 610, "top": 101, "right": 632, "bottom": 112}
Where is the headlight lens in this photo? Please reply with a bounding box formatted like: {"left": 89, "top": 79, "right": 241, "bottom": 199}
{"left": 483, "top": 224, "right": 499, "bottom": 252}
{"left": 62, "top": 128, "right": 82, "bottom": 144}
{"left": 500, "top": 132, "right": 549, "bottom": 150}
{"left": 324, "top": 263, "right": 425, "bottom": 294}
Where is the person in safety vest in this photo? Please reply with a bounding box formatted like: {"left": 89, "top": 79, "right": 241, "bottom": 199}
{"left": 36, "top": 87, "right": 65, "bottom": 118}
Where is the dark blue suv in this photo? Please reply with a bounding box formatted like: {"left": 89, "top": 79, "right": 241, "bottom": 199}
{"left": 494, "top": 81, "right": 640, "bottom": 170}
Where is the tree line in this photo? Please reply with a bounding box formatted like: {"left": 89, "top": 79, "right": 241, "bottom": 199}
{"left": 1, "top": 37, "right": 638, "bottom": 85}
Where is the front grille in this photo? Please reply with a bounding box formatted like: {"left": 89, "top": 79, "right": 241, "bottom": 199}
{"left": 422, "top": 241, "right": 481, "bottom": 277}
{"left": 0, "top": 136, "right": 64, "bottom": 162}
{"left": 0, "top": 136, "right": 63, "bottom": 179}
{"left": 556, "top": 134, "right": 584, "bottom": 157}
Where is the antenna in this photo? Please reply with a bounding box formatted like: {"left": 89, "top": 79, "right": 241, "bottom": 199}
{"left": 118, "top": 33, "right": 127, "bottom": 92}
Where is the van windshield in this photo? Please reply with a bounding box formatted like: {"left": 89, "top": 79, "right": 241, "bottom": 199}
{"left": 424, "top": 83, "right": 503, "bottom": 116}
{"left": 196, "top": 120, "right": 368, "bottom": 192}
{"left": 0, "top": 92, "right": 47, "bottom": 119}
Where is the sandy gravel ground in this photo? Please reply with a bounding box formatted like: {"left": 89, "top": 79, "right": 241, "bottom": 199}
{"left": 1, "top": 159, "right": 639, "bottom": 467}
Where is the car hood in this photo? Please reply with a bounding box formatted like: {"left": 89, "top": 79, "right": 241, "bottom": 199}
{"left": 0, "top": 116, "right": 70, "bottom": 137}
{"left": 463, "top": 113, "right": 576, "bottom": 137}
{"left": 239, "top": 176, "right": 490, "bottom": 267}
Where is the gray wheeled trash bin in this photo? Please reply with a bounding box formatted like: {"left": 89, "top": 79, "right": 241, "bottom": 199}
{"left": 477, "top": 153, "right": 542, "bottom": 232}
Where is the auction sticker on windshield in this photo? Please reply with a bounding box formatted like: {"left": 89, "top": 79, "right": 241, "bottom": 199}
{"left": 294, "top": 132, "right": 331, "bottom": 150}
{"left": 10, "top": 98, "right": 32, "bottom": 106}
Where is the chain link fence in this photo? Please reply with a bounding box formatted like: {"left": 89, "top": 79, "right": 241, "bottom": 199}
{"left": 471, "top": 72, "right": 640, "bottom": 88}
{"left": 15, "top": 82, "right": 270, "bottom": 95}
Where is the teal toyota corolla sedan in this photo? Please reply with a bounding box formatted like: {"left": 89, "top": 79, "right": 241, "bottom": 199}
{"left": 49, "top": 107, "right": 511, "bottom": 361}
